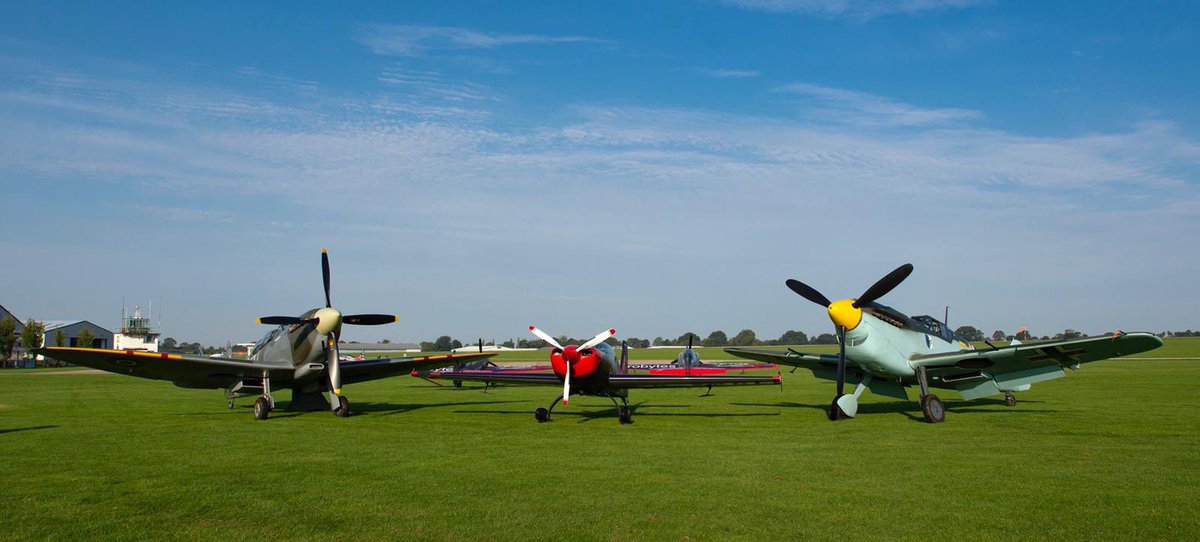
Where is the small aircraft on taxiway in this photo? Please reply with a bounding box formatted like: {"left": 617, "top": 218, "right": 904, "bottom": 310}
{"left": 34, "top": 249, "right": 496, "bottom": 420}
{"left": 726, "top": 263, "right": 1163, "bottom": 423}
{"left": 413, "top": 326, "right": 781, "bottom": 424}
{"left": 625, "top": 336, "right": 775, "bottom": 376}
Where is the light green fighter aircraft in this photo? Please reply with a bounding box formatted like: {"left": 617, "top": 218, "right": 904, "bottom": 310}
{"left": 35, "top": 249, "right": 496, "bottom": 420}
{"left": 726, "top": 264, "right": 1163, "bottom": 423}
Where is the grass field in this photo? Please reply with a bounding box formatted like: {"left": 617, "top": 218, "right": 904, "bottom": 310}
{"left": 2, "top": 339, "right": 1198, "bottom": 540}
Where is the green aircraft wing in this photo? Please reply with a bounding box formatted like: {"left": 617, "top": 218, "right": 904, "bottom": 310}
{"left": 910, "top": 332, "right": 1163, "bottom": 399}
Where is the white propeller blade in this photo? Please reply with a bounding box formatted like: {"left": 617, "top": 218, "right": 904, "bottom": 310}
{"left": 562, "top": 360, "right": 571, "bottom": 406}
{"left": 528, "top": 325, "right": 564, "bottom": 349}
{"left": 580, "top": 328, "right": 617, "bottom": 350}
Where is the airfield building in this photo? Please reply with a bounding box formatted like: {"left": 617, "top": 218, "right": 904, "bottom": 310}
{"left": 41, "top": 320, "right": 114, "bottom": 349}
{"left": 112, "top": 305, "right": 160, "bottom": 352}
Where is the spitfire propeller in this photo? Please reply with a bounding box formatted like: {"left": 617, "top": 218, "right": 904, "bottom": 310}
{"left": 257, "top": 249, "right": 398, "bottom": 412}
{"left": 529, "top": 326, "right": 616, "bottom": 406}
{"left": 784, "top": 263, "right": 913, "bottom": 419}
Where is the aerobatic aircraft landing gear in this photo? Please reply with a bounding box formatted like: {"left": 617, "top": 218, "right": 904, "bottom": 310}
{"left": 535, "top": 395, "right": 564, "bottom": 423}
{"left": 603, "top": 393, "right": 633, "bottom": 424}
{"left": 1004, "top": 392, "right": 1017, "bottom": 407}
{"left": 254, "top": 371, "right": 275, "bottom": 421}
{"left": 916, "top": 366, "right": 944, "bottom": 423}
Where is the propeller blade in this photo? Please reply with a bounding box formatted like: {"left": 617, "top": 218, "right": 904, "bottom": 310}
{"left": 328, "top": 333, "right": 342, "bottom": 398}
{"left": 836, "top": 326, "right": 846, "bottom": 398}
{"left": 343, "top": 314, "right": 398, "bottom": 326}
{"left": 321, "top": 248, "right": 332, "bottom": 308}
{"left": 854, "top": 263, "right": 913, "bottom": 308}
{"left": 786, "top": 279, "right": 832, "bottom": 308}
{"left": 562, "top": 358, "right": 571, "bottom": 406}
{"left": 580, "top": 328, "right": 617, "bottom": 350}
{"left": 529, "top": 326, "right": 564, "bottom": 350}
{"left": 257, "top": 316, "right": 318, "bottom": 326}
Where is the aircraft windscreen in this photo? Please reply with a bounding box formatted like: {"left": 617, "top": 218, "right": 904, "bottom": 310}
{"left": 912, "top": 315, "right": 955, "bottom": 342}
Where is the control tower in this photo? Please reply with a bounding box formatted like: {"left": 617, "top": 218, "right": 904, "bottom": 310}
{"left": 113, "top": 305, "right": 161, "bottom": 352}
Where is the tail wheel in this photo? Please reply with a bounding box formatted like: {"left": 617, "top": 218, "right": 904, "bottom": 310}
{"left": 618, "top": 407, "right": 633, "bottom": 425}
{"left": 921, "top": 394, "right": 945, "bottom": 423}
{"left": 535, "top": 407, "right": 550, "bottom": 423}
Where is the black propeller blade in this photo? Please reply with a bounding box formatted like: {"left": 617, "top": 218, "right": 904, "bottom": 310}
{"left": 854, "top": 263, "right": 913, "bottom": 308}
{"left": 258, "top": 316, "right": 318, "bottom": 326}
{"left": 785, "top": 279, "right": 832, "bottom": 308}
{"left": 321, "top": 249, "right": 332, "bottom": 308}
{"left": 342, "top": 314, "right": 398, "bottom": 326}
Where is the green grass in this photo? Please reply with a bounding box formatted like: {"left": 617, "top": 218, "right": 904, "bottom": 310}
{"left": 2, "top": 339, "right": 1198, "bottom": 540}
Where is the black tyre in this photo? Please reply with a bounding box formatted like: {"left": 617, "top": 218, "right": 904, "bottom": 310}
{"left": 334, "top": 395, "right": 350, "bottom": 417}
{"left": 535, "top": 407, "right": 550, "bottom": 423}
{"left": 1004, "top": 394, "right": 1017, "bottom": 407}
{"left": 618, "top": 407, "right": 633, "bottom": 425}
{"left": 921, "top": 394, "right": 945, "bottom": 423}
{"left": 253, "top": 397, "right": 270, "bottom": 420}
{"left": 828, "top": 395, "right": 849, "bottom": 421}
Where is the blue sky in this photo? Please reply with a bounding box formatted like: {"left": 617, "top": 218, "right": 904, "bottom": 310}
{"left": 2, "top": 1, "right": 1197, "bottom": 346}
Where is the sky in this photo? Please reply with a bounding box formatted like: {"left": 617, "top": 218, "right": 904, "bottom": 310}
{"left": 2, "top": 1, "right": 1197, "bottom": 346}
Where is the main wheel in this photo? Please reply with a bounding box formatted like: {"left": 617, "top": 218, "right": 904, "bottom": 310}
{"left": 921, "top": 394, "right": 945, "bottom": 423}
{"left": 334, "top": 395, "right": 350, "bottom": 417}
{"left": 253, "top": 397, "right": 270, "bottom": 420}
{"left": 1004, "top": 393, "right": 1017, "bottom": 407}
{"left": 828, "top": 395, "right": 849, "bottom": 421}
{"left": 228, "top": 399, "right": 235, "bottom": 410}
{"left": 618, "top": 406, "right": 633, "bottom": 425}
{"left": 535, "top": 407, "right": 550, "bottom": 423}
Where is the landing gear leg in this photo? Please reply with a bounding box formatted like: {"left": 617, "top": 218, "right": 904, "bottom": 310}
{"left": 917, "top": 366, "right": 944, "bottom": 424}
{"left": 228, "top": 399, "right": 235, "bottom": 409}
{"left": 254, "top": 371, "right": 275, "bottom": 420}
{"left": 604, "top": 393, "right": 633, "bottom": 424}
{"left": 1004, "top": 392, "right": 1017, "bottom": 407}
{"left": 536, "top": 395, "right": 563, "bottom": 423}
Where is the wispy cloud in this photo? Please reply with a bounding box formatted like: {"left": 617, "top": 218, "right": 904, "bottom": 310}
{"left": 356, "top": 24, "right": 606, "bottom": 56}
{"left": 692, "top": 67, "right": 761, "bottom": 78}
{"left": 717, "top": 0, "right": 989, "bottom": 20}
{"left": 774, "top": 82, "right": 983, "bottom": 126}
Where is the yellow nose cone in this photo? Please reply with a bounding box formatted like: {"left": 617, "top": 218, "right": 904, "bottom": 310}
{"left": 828, "top": 299, "right": 863, "bottom": 330}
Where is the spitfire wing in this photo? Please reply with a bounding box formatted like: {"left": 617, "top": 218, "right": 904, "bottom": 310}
{"left": 606, "top": 373, "right": 781, "bottom": 389}
{"left": 909, "top": 332, "right": 1163, "bottom": 399}
{"left": 410, "top": 369, "right": 562, "bottom": 386}
{"left": 33, "top": 347, "right": 293, "bottom": 389}
{"left": 343, "top": 352, "right": 499, "bottom": 385}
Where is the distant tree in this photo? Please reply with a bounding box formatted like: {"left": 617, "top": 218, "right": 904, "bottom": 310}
{"left": 630, "top": 338, "right": 650, "bottom": 348}
{"left": 812, "top": 333, "right": 838, "bottom": 345}
{"left": 675, "top": 332, "right": 700, "bottom": 347}
{"left": 419, "top": 341, "right": 436, "bottom": 351}
{"left": 652, "top": 337, "right": 665, "bottom": 347}
{"left": 451, "top": 339, "right": 463, "bottom": 350}
{"left": 701, "top": 330, "right": 728, "bottom": 347}
{"left": 380, "top": 339, "right": 391, "bottom": 344}
{"left": 1014, "top": 328, "right": 1032, "bottom": 341}
{"left": 77, "top": 328, "right": 96, "bottom": 349}
{"left": 431, "top": 336, "right": 454, "bottom": 351}
{"left": 0, "top": 318, "right": 16, "bottom": 363}
{"left": 161, "top": 337, "right": 178, "bottom": 351}
{"left": 729, "top": 329, "right": 758, "bottom": 347}
{"left": 21, "top": 319, "right": 44, "bottom": 358}
{"left": 54, "top": 329, "right": 66, "bottom": 347}
{"left": 776, "top": 330, "right": 808, "bottom": 345}
{"left": 501, "top": 339, "right": 515, "bottom": 348}
{"left": 954, "top": 326, "right": 984, "bottom": 342}
{"left": 991, "top": 330, "right": 1006, "bottom": 341}
{"left": 1054, "top": 329, "right": 1084, "bottom": 340}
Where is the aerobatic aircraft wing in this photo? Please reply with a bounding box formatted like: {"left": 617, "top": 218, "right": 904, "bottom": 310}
{"left": 606, "top": 373, "right": 781, "bottom": 389}
{"left": 32, "top": 347, "right": 294, "bottom": 389}
{"left": 410, "top": 369, "right": 562, "bottom": 386}
{"left": 909, "top": 332, "right": 1163, "bottom": 399}
{"left": 342, "top": 352, "right": 499, "bottom": 385}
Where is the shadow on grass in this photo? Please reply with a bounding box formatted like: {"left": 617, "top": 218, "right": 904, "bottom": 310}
{"left": 460, "top": 404, "right": 782, "bottom": 424}
{"left": 733, "top": 397, "right": 1058, "bottom": 423}
{"left": 0, "top": 425, "right": 57, "bottom": 435}
{"left": 352, "top": 400, "right": 525, "bottom": 417}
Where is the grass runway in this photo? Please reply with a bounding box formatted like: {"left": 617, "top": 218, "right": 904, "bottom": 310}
{"left": 2, "top": 340, "right": 1198, "bottom": 540}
